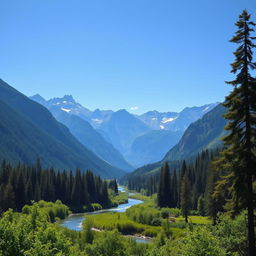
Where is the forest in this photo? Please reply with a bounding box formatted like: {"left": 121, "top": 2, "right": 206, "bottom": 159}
{"left": 0, "top": 159, "right": 119, "bottom": 213}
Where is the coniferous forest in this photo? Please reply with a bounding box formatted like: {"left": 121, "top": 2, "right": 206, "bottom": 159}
{"left": 0, "top": 7, "right": 255, "bottom": 256}
{"left": 0, "top": 159, "right": 114, "bottom": 213}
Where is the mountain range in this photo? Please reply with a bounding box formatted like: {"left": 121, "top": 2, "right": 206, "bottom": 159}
{"left": 0, "top": 78, "right": 227, "bottom": 180}
{"left": 123, "top": 103, "right": 227, "bottom": 180}
{"left": 0, "top": 79, "right": 125, "bottom": 178}
{"left": 31, "top": 94, "right": 218, "bottom": 167}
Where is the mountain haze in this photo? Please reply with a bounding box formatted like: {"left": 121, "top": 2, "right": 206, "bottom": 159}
{"left": 163, "top": 104, "right": 227, "bottom": 162}
{"left": 34, "top": 94, "right": 218, "bottom": 166}
{"left": 0, "top": 79, "right": 124, "bottom": 178}
{"left": 46, "top": 106, "right": 133, "bottom": 171}
{"left": 125, "top": 130, "right": 183, "bottom": 167}
{"left": 124, "top": 104, "right": 227, "bottom": 180}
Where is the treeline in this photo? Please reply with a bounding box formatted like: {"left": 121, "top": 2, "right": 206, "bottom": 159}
{"left": 0, "top": 160, "right": 117, "bottom": 213}
{"left": 126, "top": 149, "right": 220, "bottom": 216}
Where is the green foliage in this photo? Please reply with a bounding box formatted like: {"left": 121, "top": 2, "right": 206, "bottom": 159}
{"left": 85, "top": 230, "right": 148, "bottom": 256}
{"left": 84, "top": 211, "right": 161, "bottom": 237}
{"left": 81, "top": 217, "right": 94, "bottom": 245}
{"left": 197, "top": 195, "right": 205, "bottom": 216}
{"left": 159, "top": 212, "right": 248, "bottom": 256}
{"left": 213, "top": 212, "right": 247, "bottom": 255}
{"left": 176, "top": 216, "right": 212, "bottom": 225}
{"left": 128, "top": 193, "right": 150, "bottom": 202}
{"left": 83, "top": 203, "right": 103, "bottom": 212}
{"left": 213, "top": 10, "right": 256, "bottom": 253}
{"left": 181, "top": 226, "right": 226, "bottom": 256}
{"left": 157, "top": 163, "right": 172, "bottom": 208}
{"left": 22, "top": 200, "right": 70, "bottom": 222}
{"left": 180, "top": 166, "right": 191, "bottom": 222}
{"left": 0, "top": 161, "right": 112, "bottom": 213}
{"left": 162, "top": 219, "right": 172, "bottom": 238}
{"left": 109, "top": 192, "right": 128, "bottom": 207}
{"left": 0, "top": 203, "right": 84, "bottom": 256}
{"left": 126, "top": 202, "right": 160, "bottom": 226}
{"left": 125, "top": 149, "right": 220, "bottom": 220}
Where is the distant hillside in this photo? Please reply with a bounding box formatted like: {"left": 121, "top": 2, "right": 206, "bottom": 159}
{"left": 125, "top": 130, "right": 183, "bottom": 167}
{"left": 99, "top": 109, "right": 151, "bottom": 154}
{"left": 137, "top": 103, "right": 218, "bottom": 131}
{"left": 0, "top": 79, "right": 124, "bottom": 178}
{"left": 163, "top": 104, "right": 227, "bottom": 162}
{"left": 123, "top": 104, "right": 227, "bottom": 180}
{"left": 31, "top": 95, "right": 132, "bottom": 171}
{"left": 48, "top": 108, "right": 133, "bottom": 171}
{"left": 31, "top": 94, "right": 218, "bottom": 166}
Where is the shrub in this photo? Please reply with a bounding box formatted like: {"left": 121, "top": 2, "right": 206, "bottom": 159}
{"left": 151, "top": 217, "right": 162, "bottom": 226}
{"left": 160, "top": 208, "right": 170, "bottom": 219}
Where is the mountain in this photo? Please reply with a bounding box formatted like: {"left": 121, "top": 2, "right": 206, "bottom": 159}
{"left": 41, "top": 104, "right": 132, "bottom": 171}
{"left": 163, "top": 104, "right": 227, "bottom": 161}
{"left": 0, "top": 79, "right": 124, "bottom": 178}
{"left": 125, "top": 130, "right": 183, "bottom": 167}
{"left": 31, "top": 94, "right": 93, "bottom": 121}
{"left": 138, "top": 103, "right": 218, "bottom": 131}
{"left": 99, "top": 109, "right": 151, "bottom": 154}
{"left": 137, "top": 111, "right": 178, "bottom": 130}
{"left": 124, "top": 104, "right": 218, "bottom": 166}
{"left": 31, "top": 94, "right": 219, "bottom": 166}
{"left": 123, "top": 104, "right": 227, "bottom": 180}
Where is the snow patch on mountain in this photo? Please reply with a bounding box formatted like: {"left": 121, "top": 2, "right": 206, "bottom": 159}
{"left": 92, "top": 118, "right": 103, "bottom": 124}
{"left": 161, "top": 117, "right": 177, "bottom": 124}
{"left": 61, "top": 107, "right": 71, "bottom": 113}
{"left": 203, "top": 106, "right": 210, "bottom": 112}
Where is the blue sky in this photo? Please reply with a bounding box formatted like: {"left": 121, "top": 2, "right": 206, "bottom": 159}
{"left": 0, "top": 0, "right": 255, "bottom": 114}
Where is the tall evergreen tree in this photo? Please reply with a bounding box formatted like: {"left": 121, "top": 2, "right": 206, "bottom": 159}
{"left": 178, "top": 161, "right": 187, "bottom": 208}
{"left": 214, "top": 10, "right": 256, "bottom": 255}
{"left": 170, "top": 169, "right": 178, "bottom": 207}
{"left": 180, "top": 170, "right": 191, "bottom": 223}
{"left": 157, "top": 163, "right": 171, "bottom": 208}
{"left": 1, "top": 183, "right": 15, "bottom": 212}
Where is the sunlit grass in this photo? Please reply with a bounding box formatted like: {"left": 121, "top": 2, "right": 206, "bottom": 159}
{"left": 176, "top": 216, "right": 212, "bottom": 225}
{"left": 85, "top": 212, "right": 161, "bottom": 237}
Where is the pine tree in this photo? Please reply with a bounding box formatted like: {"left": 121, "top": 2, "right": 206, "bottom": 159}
{"left": 157, "top": 163, "right": 171, "bottom": 208}
{"left": 15, "top": 172, "right": 26, "bottom": 211}
{"left": 170, "top": 169, "right": 178, "bottom": 207}
{"left": 2, "top": 183, "right": 15, "bottom": 212}
{"left": 180, "top": 171, "right": 191, "bottom": 223}
{"left": 197, "top": 195, "right": 205, "bottom": 216}
{"left": 214, "top": 10, "right": 256, "bottom": 255}
{"left": 71, "top": 169, "right": 82, "bottom": 207}
{"left": 178, "top": 161, "right": 187, "bottom": 208}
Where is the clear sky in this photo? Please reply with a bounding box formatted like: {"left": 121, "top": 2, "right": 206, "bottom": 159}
{"left": 0, "top": 0, "right": 255, "bottom": 114}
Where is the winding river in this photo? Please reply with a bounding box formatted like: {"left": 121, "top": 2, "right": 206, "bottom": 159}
{"left": 60, "top": 187, "right": 149, "bottom": 243}
{"left": 60, "top": 198, "right": 143, "bottom": 231}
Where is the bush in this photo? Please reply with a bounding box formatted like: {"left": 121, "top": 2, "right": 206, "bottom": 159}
{"left": 126, "top": 203, "right": 160, "bottom": 225}
{"left": 168, "top": 208, "right": 181, "bottom": 217}
{"left": 22, "top": 200, "right": 70, "bottom": 222}
{"left": 117, "top": 222, "right": 143, "bottom": 235}
{"left": 160, "top": 208, "right": 170, "bottom": 219}
{"left": 180, "top": 226, "right": 226, "bottom": 256}
{"left": 151, "top": 217, "right": 162, "bottom": 226}
{"left": 142, "top": 228, "right": 159, "bottom": 237}
{"left": 83, "top": 203, "right": 103, "bottom": 212}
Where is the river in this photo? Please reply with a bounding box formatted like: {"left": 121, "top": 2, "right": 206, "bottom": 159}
{"left": 60, "top": 188, "right": 149, "bottom": 243}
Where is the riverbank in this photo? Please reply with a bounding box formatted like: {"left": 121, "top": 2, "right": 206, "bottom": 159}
{"left": 60, "top": 197, "right": 143, "bottom": 231}
{"left": 91, "top": 227, "right": 152, "bottom": 242}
